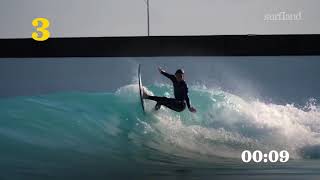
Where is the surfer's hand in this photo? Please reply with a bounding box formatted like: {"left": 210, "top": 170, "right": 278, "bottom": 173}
{"left": 189, "top": 107, "right": 197, "bottom": 113}
{"left": 158, "top": 67, "right": 164, "bottom": 73}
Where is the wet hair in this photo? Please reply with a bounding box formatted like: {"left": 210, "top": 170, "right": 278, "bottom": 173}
{"left": 175, "top": 69, "right": 184, "bottom": 75}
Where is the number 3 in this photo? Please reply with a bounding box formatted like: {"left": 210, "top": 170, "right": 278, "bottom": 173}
{"left": 32, "top": 18, "right": 50, "bottom": 41}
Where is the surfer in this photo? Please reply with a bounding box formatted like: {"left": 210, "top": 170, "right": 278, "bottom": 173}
{"left": 143, "top": 67, "right": 197, "bottom": 113}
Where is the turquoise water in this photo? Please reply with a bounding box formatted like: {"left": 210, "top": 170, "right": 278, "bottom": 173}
{"left": 0, "top": 84, "right": 320, "bottom": 179}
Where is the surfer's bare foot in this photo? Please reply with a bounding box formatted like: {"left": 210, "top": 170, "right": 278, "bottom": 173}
{"left": 142, "top": 90, "right": 149, "bottom": 99}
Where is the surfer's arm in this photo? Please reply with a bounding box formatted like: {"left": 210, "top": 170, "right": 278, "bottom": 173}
{"left": 185, "top": 95, "right": 191, "bottom": 109}
{"left": 158, "top": 67, "right": 175, "bottom": 82}
{"left": 184, "top": 83, "right": 196, "bottom": 113}
{"left": 184, "top": 83, "right": 191, "bottom": 109}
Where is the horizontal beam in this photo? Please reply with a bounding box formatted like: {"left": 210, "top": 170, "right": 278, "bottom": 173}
{"left": 0, "top": 35, "right": 319, "bottom": 57}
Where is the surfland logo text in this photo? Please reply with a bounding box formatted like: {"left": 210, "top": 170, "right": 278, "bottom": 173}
{"left": 264, "top": 12, "right": 302, "bottom": 21}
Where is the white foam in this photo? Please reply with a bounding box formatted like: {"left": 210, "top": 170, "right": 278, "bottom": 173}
{"left": 141, "top": 86, "right": 320, "bottom": 159}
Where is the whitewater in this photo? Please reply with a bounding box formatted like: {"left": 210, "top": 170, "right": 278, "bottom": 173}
{"left": 0, "top": 83, "right": 320, "bottom": 179}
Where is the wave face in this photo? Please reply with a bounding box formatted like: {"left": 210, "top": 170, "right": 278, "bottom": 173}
{"left": 0, "top": 84, "right": 320, "bottom": 179}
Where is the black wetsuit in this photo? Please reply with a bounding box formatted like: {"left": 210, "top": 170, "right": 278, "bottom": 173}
{"left": 147, "top": 71, "right": 191, "bottom": 112}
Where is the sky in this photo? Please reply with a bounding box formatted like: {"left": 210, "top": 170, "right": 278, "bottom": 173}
{"left": 1, "top": 56, "right": 320, "bottom": 106}
{"left": 0, "top": 0, "right": 319, "bottom": 38}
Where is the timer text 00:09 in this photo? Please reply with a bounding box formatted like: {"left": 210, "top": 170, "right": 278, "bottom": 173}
{"left": 241, "top": 150, "right": 289, "bottom": 163}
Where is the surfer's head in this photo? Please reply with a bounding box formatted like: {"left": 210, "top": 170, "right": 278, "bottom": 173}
{"left": 175, "top": 69, "right": 184, "bottom": 82}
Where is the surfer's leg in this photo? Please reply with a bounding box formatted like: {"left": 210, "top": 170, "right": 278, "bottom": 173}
{"left": 165, "top": 100, "right": 186, "bottom": 112}
{"left": 147, "top": 96, "right": 186, "bottom": 112}
{"left": 147, "top": 96, "right": 167, "bottom": 102}
{"left": 146, "top": 96, "right": 166, "bottom": 110}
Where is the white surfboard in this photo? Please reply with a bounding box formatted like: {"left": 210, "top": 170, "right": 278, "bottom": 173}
{"left": 138, "top": 64, "right": 145, "bottom": 113}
